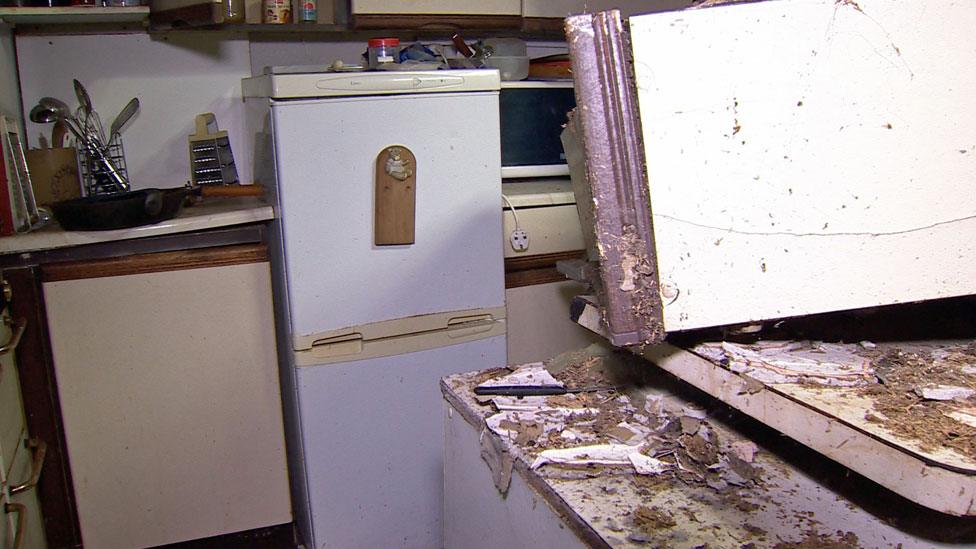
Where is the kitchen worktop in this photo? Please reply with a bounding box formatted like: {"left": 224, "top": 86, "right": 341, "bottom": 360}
{"left": 0, "top": 197, "right": 273, "bottom": 256}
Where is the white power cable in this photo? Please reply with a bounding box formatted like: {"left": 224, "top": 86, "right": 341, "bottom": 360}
{"left": 501, "top": 193, "right": 520, "bottom": 229}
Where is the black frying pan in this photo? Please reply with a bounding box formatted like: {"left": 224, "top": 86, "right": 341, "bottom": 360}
{"left": 50, "top": 185, "right": 264, "bottom": 231}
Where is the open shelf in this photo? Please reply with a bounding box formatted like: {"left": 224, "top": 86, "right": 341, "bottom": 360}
{"left": 0, "top": 6, "right": 149, "bottom": 25}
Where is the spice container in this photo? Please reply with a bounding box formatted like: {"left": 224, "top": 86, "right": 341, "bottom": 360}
{"left": 263, "top": 0, "right": 290, "bottom": 23}
{"left": 367, "top": 38, "right": 400, "bottom": 69}
{"left": 296, "top": 0, "right": 316, "bottom": 22}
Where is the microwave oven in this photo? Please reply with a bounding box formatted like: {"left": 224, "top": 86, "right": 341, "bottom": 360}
{"left": 500, "top": 80, "right": 576, "bottom": 179}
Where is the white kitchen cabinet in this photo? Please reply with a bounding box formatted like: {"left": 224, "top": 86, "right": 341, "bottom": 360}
{"left": 41, "top": 244, "right": 291, "bottom": 549}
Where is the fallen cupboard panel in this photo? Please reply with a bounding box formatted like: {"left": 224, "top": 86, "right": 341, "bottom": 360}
{"left": 567, "top": 1, "right": 976, "bottom": 342}
{"left": 572, "top": 296, "right": 976, "bottom": 517}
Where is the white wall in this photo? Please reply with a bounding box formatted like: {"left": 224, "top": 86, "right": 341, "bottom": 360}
{"left": 15, "top": 33, "right": 570, "bottom": 193}
{"left": 506, "top": 281, "right": 603, "bottom": 364}
{"left": 247, "top": 38, "right": 568, "bottom": 74}
{"left": 17, "top": 32, "right": 251, "bottom": 190}
{"left": 0, "top": 24, "right": 22, "bottom": 126}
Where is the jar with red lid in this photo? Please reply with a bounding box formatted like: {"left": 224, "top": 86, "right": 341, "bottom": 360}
{"left": 367, "top": 38, "right": 400, "bottom": 70}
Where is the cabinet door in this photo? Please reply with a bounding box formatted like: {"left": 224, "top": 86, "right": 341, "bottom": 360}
{"left": 567, "top": 3, "right": 976, "bottom": 345}
{"left": 41, "top": 245, "right": 291, "bottom": 548}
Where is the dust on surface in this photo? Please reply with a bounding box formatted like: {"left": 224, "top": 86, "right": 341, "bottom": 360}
{"left": 855, "top": 343, "right": 976, "bottom": 458}
{"left": 632, "top": 505, "right": 676, "bottom": 534}
{"left": 773, "top": 529, "right": 860, "bottom": 548}
{"left": 477, "top": 345, "right": 772, "bottom": 543}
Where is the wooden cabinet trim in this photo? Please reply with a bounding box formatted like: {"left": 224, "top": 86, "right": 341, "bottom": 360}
{"left": 505, "top": 250, "right": 584, "bottom": 289}
{"left": 5, "top": 267, "right": 84, "bottom": 549}
{"left": 41, "top": 243, "right": 268, "bottom": 282}
{"left": 352, "top": 14, "right": 521, "bottom": 30}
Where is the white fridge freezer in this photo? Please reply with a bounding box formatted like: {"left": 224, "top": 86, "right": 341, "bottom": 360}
{"left": 243, "top": 69, "right": 507, "bottom": 548}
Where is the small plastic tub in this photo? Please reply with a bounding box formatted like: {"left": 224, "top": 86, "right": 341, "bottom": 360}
{"left": 484, "top": 56, "right": 530, "bottom": 81}
{"left": 368, "top": 38, "right": 400, "bottom": 69}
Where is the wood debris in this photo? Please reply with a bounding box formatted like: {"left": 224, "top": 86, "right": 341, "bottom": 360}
{"left": 773, "top": 529, "right": 860, "bottom": 548}
{"left": 695, "top": 339, "right": 976, "bottom": 460}
{"left": 858, "top": 344, "right": 976, "bottom": 458}
{"left": 479, "top": 347, "right": 767, "bottom": 491}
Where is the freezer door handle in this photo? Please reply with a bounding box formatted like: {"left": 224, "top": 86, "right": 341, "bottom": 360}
{"left": 308, "top": 332, "right": 364, "bottom": 359}
{"left": 446, "top": 314, "right": 496, "bottom": 339}
{"left": 447, "top": 313, "right": 495, "bottom": 327}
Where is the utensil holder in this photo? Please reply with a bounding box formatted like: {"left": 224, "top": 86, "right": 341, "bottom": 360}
{"left": 79, "top": 137, "right": 129, "bottom": 196}
{"left": 25, "top": 147, "right": 83, "bottom": 206}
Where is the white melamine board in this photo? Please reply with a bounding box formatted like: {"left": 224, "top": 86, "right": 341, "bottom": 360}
{"left": 630, "top": 0, "right": 976, "bottom": 331}
{"left": 43, "top": 262, "right": 291, "bottom": 548}
{"left": 16, "top": 32, "right": 252, "bottom": 189}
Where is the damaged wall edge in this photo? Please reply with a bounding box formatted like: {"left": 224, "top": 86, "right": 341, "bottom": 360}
{"left": 564, "top": 10, "right": 665, "bottom": 347}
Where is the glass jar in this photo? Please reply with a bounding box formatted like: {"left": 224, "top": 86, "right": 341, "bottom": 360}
{"left": 367, "top": 38, "right": 400, "bottom": 70}
{"left": 224, "top": 0, "right": 245, "bottom": 23}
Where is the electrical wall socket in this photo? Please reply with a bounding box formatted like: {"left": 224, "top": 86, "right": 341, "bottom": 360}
{"left": 510, "top": 229, "right": 529, "bottom": 252}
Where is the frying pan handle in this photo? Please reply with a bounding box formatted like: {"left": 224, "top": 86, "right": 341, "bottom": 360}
{"left": 197, "top": 184, "right": 265, "bottom": 198}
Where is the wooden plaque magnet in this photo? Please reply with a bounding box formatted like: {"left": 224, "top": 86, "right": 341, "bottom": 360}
{"left": 374, "top": 145, "right": 416, "bottom": 246}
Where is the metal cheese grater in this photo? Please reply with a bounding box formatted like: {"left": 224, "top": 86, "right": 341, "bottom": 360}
{"left": 188, "top": 113, "right": 240, "bottom": 186}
